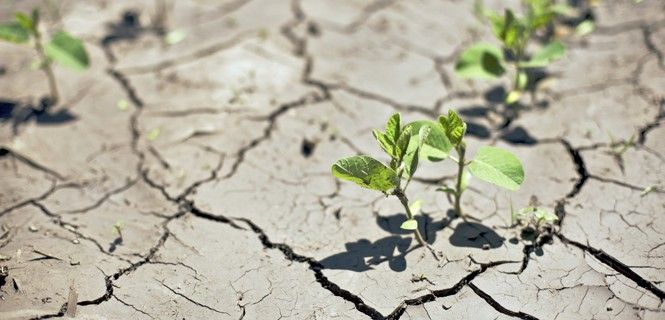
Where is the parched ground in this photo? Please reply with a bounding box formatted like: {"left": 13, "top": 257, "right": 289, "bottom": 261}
{"left": 0, "top": 0, "right": 664, "bottom": 319}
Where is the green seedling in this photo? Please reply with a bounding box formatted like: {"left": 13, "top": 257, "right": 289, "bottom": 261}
{"left": 112, "top": 220, "right": 124, "bottom": 240}
{"left": 332, "top": 113, "right": 439, "bottom": 257}
{"left": 511, "top": 199, "right": 557, "bottom": 241}
{"left": 456, "top": 0, "right": 567, "bottom": 104}
{"left": 436, "top": 109, "right": 525, "bottom": 218}
{"left": 606, "top": 134, "right": 636, "bottom": 173}
{"left": 0, "top": 9, "right": 90, "bottom": 106}
{"left": 332, "top": 111, "right": 525, "bottom": 258}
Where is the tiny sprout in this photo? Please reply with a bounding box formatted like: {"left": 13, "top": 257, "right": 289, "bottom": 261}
{"left": 112, "top": 220, "right": 124, "bottom": 237}
{"left": 147, "top": 128, "right": 161, "bottom": 141}
{"left": 456, "top": 0, "right": 568, "bottom": 105}
{"left": 0, "top": 8, "right": 90, "bottom": 106}
{"left": 640, "top": 185, "right": 658, "bottom": 198}
{"left": 511, "top": 198, "right": 557, "bottom": 240}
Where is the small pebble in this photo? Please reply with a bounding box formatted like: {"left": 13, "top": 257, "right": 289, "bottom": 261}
{"left": 71, "top": 239, "right": 80, "bottom": 244}
{"left": 29, "top": 225, "right": 39, "bottom": 232}
{"left": 482, "top": 244, "right": 490, "bottom": 250}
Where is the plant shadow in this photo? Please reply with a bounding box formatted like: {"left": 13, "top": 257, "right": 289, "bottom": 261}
{"left": 0, "top": 99, "right": 77, "bottom": 135}
{"left": 319, "top": 210, "right": 457, "bottom": 272}
{"left": 449, "top": 221, "right": 505, "bottom": 249}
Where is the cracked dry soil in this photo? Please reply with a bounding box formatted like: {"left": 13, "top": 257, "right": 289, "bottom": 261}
{"left": 1, "top": 0, "right": 664, "bottom": 319}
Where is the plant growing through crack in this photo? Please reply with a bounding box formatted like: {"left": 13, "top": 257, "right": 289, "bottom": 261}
{"left": 455, "top": 0, "right": 567, "bottom": 105}
{"left": 511, "top": 197, "right": 557, "bottom": 242}
{"left": 436, "top": 109, "right": 525, "bottom": 218}
{"left": 332, "top": 111, "right": 524, "bottom": 258}
{"left": 0, "top": 9, "right": 90, "bottom": 106}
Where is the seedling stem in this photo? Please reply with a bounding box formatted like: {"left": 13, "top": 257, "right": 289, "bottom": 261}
{"left": 32, "top": 26, "right": 59, "bottom": 106}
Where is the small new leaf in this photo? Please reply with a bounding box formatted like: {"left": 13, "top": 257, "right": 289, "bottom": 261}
{"left": 400, "top": 219, "right": 418, "bottom": 231}
{"left": 45, "top": 31, "right": 90, "bottom": 70}
{"left": 505, "top": 90, "right": 522, "bottom": 104}
{"left": 332, "top": 156, "right": 399, "bottom": 192}
{"left": 385, "top": 113, "right": 401, "bottom": 145}
{"left": 468, "top": 146, "right": 524, "bottom": 191}
{"left": 402, "top": 120, "right": 452, "bottom": 162}
{"left": 409, "top": 200, "right": 422, "bottom": 216}
{"left": 395, "top": 125, "right": 413, "bottom": 161}
{"left": 373, "top": 130, "right": 394, "bottom": 157}
{"left": 438, "top": 109, "right": 466, "bottom": 146}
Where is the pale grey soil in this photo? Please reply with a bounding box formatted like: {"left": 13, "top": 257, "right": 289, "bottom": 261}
{"left": 0, "top": 0, "right": 664, "bottom": 319}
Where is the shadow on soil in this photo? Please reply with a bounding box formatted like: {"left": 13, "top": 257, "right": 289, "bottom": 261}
{"left": 320, "top": 210, "right": 505, "bottom": 272}
{"left": 0, "top": 99, "right": 77, "bottom": 135}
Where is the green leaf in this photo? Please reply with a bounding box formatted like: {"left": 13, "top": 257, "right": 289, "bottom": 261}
{"left": 395, "top": 125, "right": 413, "bottom": 161}
{"left": 45, "top": 31, "right": 90, "bottom": 70}
{"left": 505, "top": 90, "right": 522, "bottom": 104}
{"left": 439, "top": 109, "right": 466, "bottom": 146}
{"left": 409, "top": 200, "right": 422, "bottom": 216}
{"left": 385, "top": 113, "right": 401, "bottom": 145}
{"left": 15, "top": 12, "right": 35, "bottom": 33}
{"left": 517, "top": 71, "right": 528, "bottom": 90}
{"left": 521, "top": 41, "right": 565, "bottom": 68}
{"left": 468, "top": 146, "right": 524, "bottom": 191}
{"left": 400, "top": 219, "right": 418, "bottom": 230}
{"left": 402, "top": 120, "right": 453, "bottom": 162}
{"left": 455, "top": 43, "right": 506, "bottom": 79}
{"left": 332, "top": 156, "right": 399, "bottom": 192}
{"left": 373, "top": 130, "right": 394, "bottom": 157}
{"left": 403, "top": 126, "right": 430, "bottom": 177}
{"left": 532, "top": 207, "right": 558, "bottom": 223}
{"left": 0, "top": 22, "right": 29, "bottom": 43}
{"left": 576, "top": 20, "right": 595, "bottom": 36}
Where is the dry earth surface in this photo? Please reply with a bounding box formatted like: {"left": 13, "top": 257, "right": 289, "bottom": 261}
{"left": 0, "top": 0, "right": 664, "bottom": 319}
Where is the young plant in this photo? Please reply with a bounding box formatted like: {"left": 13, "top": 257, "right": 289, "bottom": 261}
{"left": 0, "top": 9, "right": 90, "bottom": 106}
{"left": 332, "top": 113, "right": 445, "bottom": 259}
{"left": 511, "top": 198, "right": 558, "bottom": 241}
{"left": 332, "top": 111, "right": 525, "bottom": 259}
{"left": 456, "top": 0, "right": 567, "bottom": 104}
{"left": 436, "top": 109, "right": 525, "bottom": 217}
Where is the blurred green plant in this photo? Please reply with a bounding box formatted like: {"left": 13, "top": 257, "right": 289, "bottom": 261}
{"left": 0, "top": 9, "right": 89, "bottom": 106}
{"left": 455, "top": 0, "right": 568, "bottom": 105}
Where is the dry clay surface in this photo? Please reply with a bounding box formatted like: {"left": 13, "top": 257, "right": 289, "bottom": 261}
{"left": 0, "top": 0, "right": 664, "bottom": 319}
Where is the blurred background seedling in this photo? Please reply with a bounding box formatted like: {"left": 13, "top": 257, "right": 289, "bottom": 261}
{"left": 0, "top": 8, "right": 90, "bottom": 107}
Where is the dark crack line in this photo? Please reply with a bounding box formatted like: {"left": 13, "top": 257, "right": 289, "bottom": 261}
{"left": 384, "top": 260, "right": 518, "bottom": 319}
{"left": 468, "top": 282, "right": 539, "bottom": 320}
{"left": 234, "top": 217, "right": 386, "bottom": 319}
{"left": 58, "top": 178, "right": 139, "bottom": 214}
{"left": 113, "top": 294, "right": 154, "bottom": 319}
{"left": 559, "top": 139, "right": 589, "bottom": 198}
{"left": 556, "top": 233, "right": 665, "bottom": 300}
{"left": 159, "top": 281, "right": 231, "bottom": 315}
{"left": 0, "top": 147, "right": 65, "bottom": 180}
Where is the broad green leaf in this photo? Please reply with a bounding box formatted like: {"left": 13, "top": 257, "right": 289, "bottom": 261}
{"left": 455, "top": 43, "right": 506, "bottom": 79}
{"left": 332, "top": 155, "right": 399, "bottom": 192}
{"left": 439, "top": 109, "right": 466, "bottom": 146}
{"left": 409, "top": 200, "right": 422, "bottom": 216}
{"left": 45, "top": 31, "right": 90, "bottom": 70}
{"left": 468, "top": 146, "right": 524, "bottom": 191}
{"left": 505, "top": 90, "right": 522, "bottom": 104}
{"left": 400, "top": 219, "right": 418, "bottom": 230}
{"left": 0, "top": 22, "right": 29, "bottom": 43}
{"left": 521, "top": 41, "right": 565, "bottom": 68}
{"left": 576, "top": 20, "right": 595, "bottom": 36}
{"left": 402, "top": 120, "right": 453, "bottom": 162}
